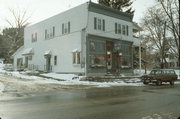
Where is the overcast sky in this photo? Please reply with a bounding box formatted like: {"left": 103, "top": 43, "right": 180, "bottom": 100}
{"left": 0, "top": 0, "right": 156, "bottom": 29}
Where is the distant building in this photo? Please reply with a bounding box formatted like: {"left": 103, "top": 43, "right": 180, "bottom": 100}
{"left": 165, "top": 53, "right": 179, "bottom": 69}
{"left": 13, "top": 2, "right": 141, "bottom": 76}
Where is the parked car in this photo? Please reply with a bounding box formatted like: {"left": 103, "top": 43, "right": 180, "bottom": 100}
{"left": 3, "top": 64, "right": 13, "bottom": 71}
{"left": 141, "top": 69, "right": 177, "bottom": 86}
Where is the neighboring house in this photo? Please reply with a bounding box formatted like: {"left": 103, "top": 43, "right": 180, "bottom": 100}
{"left": 13, "top": 2, "right": 141, "bottom": 76}
{"left": 165, "top": 53, "right": 179, "bottom": 69}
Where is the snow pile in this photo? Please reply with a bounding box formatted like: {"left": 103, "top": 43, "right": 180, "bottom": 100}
{"left": 175, "top": 70, "right": 180, "bottom": 79}
{"left": 0, "top": 82, "right": 5, "bottom": 93}
{"left": 41, "top": 73, "right": 78, "bottom": 80}
{"left": 125, "top": 78, "right": 141, "bottom": 83}
{"left": 3, "top": 71, "right": 43, "bottom": 80}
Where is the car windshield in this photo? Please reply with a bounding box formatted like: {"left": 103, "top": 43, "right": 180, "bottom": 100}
{"left": 150, "top": 70, "right": 162, "bottom": 75}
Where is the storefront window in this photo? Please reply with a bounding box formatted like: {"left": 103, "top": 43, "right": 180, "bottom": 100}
{"left": 89, "top": 54, "right": 106, "bottom": 68}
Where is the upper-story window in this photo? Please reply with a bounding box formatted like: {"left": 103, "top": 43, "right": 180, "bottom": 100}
{"left": 115, "top": 23, "right": 122, "bottom": 34}
{"left": 115, "top": 23, "right": 129, "bottom": 36}
{"left": 31, "top": 32, "right": 37, "bottom": 42}
{"left": 45, "top": 26, "right": 55, "bottom": 39}
{"left": 126, "top": 25, "right": 129, "bottom": 36}
{"left": 62, "top": 22, "right": 70, "bottom": 35}
{"left": 122, "top": 25, "right": 126, "bottom": 35}
{"left": 94, "top": 17, "right": 105, "bottom": 31}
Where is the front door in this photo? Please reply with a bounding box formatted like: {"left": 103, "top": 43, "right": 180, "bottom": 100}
{"left": 46, "top": 56, "right": 51, "bottom": 72}
{"left": 25, "top": 56, "right": 28, "bottom": 68}
{"left": 106, "top": 41, "right": 114, "bottom": 73}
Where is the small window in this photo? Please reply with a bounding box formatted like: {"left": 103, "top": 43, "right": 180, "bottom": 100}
{"left": 115, "top": 23, "right": 117, "bottom": 34}
{"left": 32, "top": 33, "right": 37, "bottom": 42}
{"left": 68, "top": 22, "right": 70, "bottom": 33}
{"left": 102, "top": 19, "right": 105, "bottom": 31}
{"left": 126, "top": 25, "right": 129, "bottom": 36}
{"left": 73, "top": 52, "right": 76, "bottom": 64}
{"left": 53, "top": 26, "right": 55, "bottom": 37}
{"left": 115, "top": 23, "right": 122, "bottom": 34}
{"left": 72, "top": 52, "right": 81, "bottom": 65}
{"left": 45, "top": 29, "right": 47, "bottom": 39}
{"left": 77, "top": 52, "right": 80, "bottom": 64}
{"left": 62, "top": 24, "right": 64, "bottom": 34}
{"left": 94, "top": 17, "right": 105, "bottom": 31}
{"left": 122, "top": 25, "right": 126, "bottom": 35}
{"left": 54, "top": 56, "right": 57, "bottom": 65}
{"left": 118, "top": 24, "right": 121, "bottom": 34}
{"left": 98, "top": 19, "right": 101, "bottom": 30}
{"left": 62, "top": 22, "right": 70, "bottom": 35}
{"left": 94, "top": 17, "right": 97, "bottom": 30}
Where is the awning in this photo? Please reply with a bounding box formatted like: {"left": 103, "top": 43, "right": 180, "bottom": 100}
{"left": 22, "top": 48, "right": 33, "bottom": 55}
{"left": 44, "top": 50, "right": 52, "bottom": 56}
{"left": 72, "top": 49, "right": 80, "bottom": 52}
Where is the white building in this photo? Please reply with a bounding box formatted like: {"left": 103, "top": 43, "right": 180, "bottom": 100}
{"left": 13, "top": 2, "right": 141, "bottom": 76}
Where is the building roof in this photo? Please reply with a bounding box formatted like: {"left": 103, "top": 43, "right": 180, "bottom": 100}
{"left": 88, "top": 2, "right": 133, "bottom": 22}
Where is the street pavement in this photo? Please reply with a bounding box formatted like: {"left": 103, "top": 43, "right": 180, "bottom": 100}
{"left": 0, "top": 84, "right": 180, "bottom": 119}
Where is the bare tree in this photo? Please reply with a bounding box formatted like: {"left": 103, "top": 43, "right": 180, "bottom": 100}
{"left": 157, "top": 0, "right": 179, "bottom": 67}
{"left": 141, "top": 7, "right": 169, "bottom": 68}
{"left": 3, "top": 8, "right": 31, "bottom": 62}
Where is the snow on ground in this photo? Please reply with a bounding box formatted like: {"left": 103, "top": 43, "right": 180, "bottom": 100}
{"left": 41, "top": 73, "right": 77, "bottom": 81}
{"left": 0, "top": 67, "right": 145, "bottom": 88}
{"left": 0, "top": 63, "right": 180, "bottom": 89}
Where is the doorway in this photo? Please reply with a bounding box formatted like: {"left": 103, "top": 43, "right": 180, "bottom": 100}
{"left": 106, "top": 41, "right": 114, "bottom": 73}
{"left": 45, "top": 56, "right": 51, "bottom": 72}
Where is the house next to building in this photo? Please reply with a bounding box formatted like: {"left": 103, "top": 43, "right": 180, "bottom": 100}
{"left": 13, "top": 2, "right": 141, "bottom": 76}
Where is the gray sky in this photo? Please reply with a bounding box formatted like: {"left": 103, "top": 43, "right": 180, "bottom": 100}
{"left": 0, "top": 0, "right": 156, "bottom": 29}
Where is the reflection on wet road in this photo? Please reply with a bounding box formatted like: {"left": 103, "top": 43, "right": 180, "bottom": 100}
{"left": 0, "top": 85, "right": 180, "bottom": 119}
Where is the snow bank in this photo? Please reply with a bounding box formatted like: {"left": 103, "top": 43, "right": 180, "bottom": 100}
{"left": 0, "top": 82, "right": 4, "bottom": 93}
{"left": 41, "top": 73, "right": 77, "bottom": 80}
{"left": 175, "top": 70, "right": 180, "bottom": 79}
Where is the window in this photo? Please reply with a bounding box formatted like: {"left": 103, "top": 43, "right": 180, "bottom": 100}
{"left": 98, "top": 19, "right": 101, "bottom": 30}
{"left": 94, "top": 17, "right": 97, "bottom": 29}
{"left": 77, "top": 52, "right": 80, "bottom": 64}
{"left": 62, "top": 22, "right": 70, "bottom": 35}
{"left": 115, "top": 23, "right": 122, "bottom": 34}
{"left": 102, "top": 19, "right": 105, "bottom": 31}
{"left": 54, "top": 56, "right": 57, "bottom": 65}
{"left": 115, "top": 23, "right": 117, "bottom": 34}
{"left": 122, "top": 25, "right": 126, "bottom": 35}
{"left": 45, "top": 26, "right": 55, "bottom": 39}
{"left": 72, "top": 52, "right": 81, "bottom": 65}
{"left": 32, "top": 32, "right": 37, "bottom": 42}
{"left": 126, "top": 25, "right": 129, "bottom": 36}
{"left": 118, "top": 24, "right": 121, "bottom": 34}
{"left": 94, "top": 17, "right": 105, "bottom": 31}
{"left": 53, "top": 26, "right": 55, "bottom": 37}
{"left": 45, "top": 29, "right": 47, "bottom": 39}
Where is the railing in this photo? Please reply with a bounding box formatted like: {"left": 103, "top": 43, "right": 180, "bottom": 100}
{"left": 44, "top": 65, "right": 52, "bottom": 72}
{"left": 28, "top": 64, "right": 39, "bottom": 71}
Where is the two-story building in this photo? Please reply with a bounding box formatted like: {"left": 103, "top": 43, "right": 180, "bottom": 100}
{"left": 13, "top": 2, "right": 141, "bottom": 76}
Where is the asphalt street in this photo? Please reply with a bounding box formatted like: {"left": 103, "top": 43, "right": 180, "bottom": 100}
{"left": 0, "top": 84, "right": 180, "bottom": 119}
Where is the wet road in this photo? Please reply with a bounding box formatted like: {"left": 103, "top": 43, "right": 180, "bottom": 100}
{"left": 0, "top": 85, "right": 180, "bottom": 119}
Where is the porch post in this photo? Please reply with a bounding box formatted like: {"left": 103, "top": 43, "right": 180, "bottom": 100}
{"left": 139, "top": 32, "right": 142, "bottom": 74}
